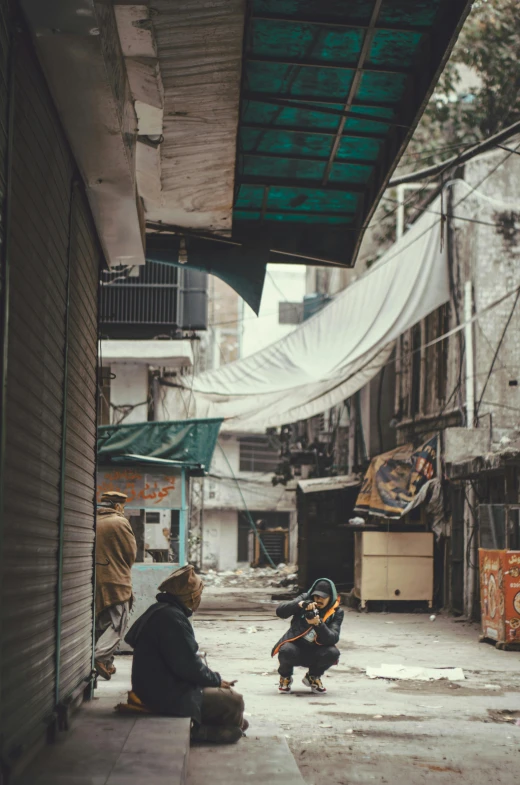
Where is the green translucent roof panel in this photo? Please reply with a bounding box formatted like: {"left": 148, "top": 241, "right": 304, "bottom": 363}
{"left": 233, "top": 0, "right": 473, "bottom": 266}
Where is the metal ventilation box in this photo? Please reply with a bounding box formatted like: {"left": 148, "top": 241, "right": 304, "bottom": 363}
{"left": 100, "top": 262, "right": 208, "bottom": 339}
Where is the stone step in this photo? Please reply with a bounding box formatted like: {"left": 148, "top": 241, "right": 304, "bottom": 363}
{"left": 187, "top": 721, "right": 305, "bottom": 785}
{"left": 16, "top": 713, "right": 191, "bottom": 785}
{"left": 106, "top": 716, "right": 191, "bottom": 785}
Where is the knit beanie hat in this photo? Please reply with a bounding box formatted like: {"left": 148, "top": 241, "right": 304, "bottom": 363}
{"left": 158, "top": 565, "right": 203, "bottom": 608}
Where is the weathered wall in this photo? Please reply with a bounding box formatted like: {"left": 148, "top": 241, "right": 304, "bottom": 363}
{"left": 458, "top": 153, "right": 520, "bottom": 439}
{"left": 396, "top": 146, "right": 520, "bottom": 447}
{"left": 205, "top": 436, "right": 295, "bottom": 513}
{"left": 202, "top": 509, "right": 238, "bottom": 571}
{"left": 242, "top": 264, "right": 307, "bottom": 357}
{"left": 202, "top": 435, "right": 297, "bottom": 570}
{"left": 110, "top": 362, "right": 149, "bottom": 424}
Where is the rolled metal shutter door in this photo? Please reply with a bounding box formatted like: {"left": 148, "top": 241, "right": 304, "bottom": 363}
{"left": 58, "top": 184, "right": 99, "bottom": 702}
{"left": 0, "top": 1, "right": 8, "bottom": 252}
{"left": 1, "top": 26, "right": 72, "bottom": 764}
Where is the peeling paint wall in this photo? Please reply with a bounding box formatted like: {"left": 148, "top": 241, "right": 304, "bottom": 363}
{"left": 396, "top": 146, "right": 520, "bottom": 448}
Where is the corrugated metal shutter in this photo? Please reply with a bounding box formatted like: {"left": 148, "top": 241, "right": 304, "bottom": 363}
{"left": 0, "top": 5, "right": 12, "bottom": 776}
{"left": 0, "top": 23, "right": 100, "bottom": 767}
{"left": 58, "top": 184, "right": 99, "bottom": 702}
{"left": 1, "top": 28, "right": 72, "bottom": 763}
{"left": 0, "top": 1, "right": 9, "bottom": 252}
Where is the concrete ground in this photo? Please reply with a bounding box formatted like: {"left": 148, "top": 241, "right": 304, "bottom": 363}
{"left": 20, "top": 586, "right": 519, "bottom": 785}
{"left": 191, "top": 587, "right": 520, "bottom": 785}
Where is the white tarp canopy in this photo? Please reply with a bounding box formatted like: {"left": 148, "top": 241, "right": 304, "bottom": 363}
{"left": 164, "top": 199, "right": 449, "bottom": 432}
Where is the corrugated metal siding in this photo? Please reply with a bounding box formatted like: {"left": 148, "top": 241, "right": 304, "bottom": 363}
{"left": 0, "top": 1, "right": 8, "bottom": 247}
{"left": 0, "top": 4, "right": 11, "bottom": 770}
{"left": 1, "top": 27, "right": 72, "bottom": 761}
{"left": 0, "top": 21, "right": 100, "bottom": 766}
{"left": 59, "top": 185, "right": 99, "bottom": 701}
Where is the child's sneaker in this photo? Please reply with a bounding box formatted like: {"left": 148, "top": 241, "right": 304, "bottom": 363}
{"left": 278, "top": 676, "right": 293, "bottom": 693}
{"left": 302, "top": 673, "right": 326, "bottom": 694}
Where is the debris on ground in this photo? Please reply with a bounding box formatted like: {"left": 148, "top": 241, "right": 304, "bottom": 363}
{"left": 200, "top": 564, "right": 298, "bottom": 590}
{"left": 486, "top": 709, "right": 520, "bottom": 724}
{"left": 366, "top": 664, "right": 465, "bottom": 682}
{"left": 340, "top": 589, "right": 360, "bottom": 609}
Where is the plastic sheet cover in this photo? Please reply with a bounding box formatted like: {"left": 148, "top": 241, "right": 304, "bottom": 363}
{"left": 164, "top": 200, "right": 449, "bottom": 432}
{"left": 98, "top": 419, "right": 223, "bottom": 472}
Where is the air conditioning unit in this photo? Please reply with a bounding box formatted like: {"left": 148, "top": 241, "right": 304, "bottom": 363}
{"left": 100, "top": 262, "right": 208, "bottom": 339}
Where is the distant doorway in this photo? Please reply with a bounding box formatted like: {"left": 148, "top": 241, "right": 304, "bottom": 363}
{"left": 237, "top": 511, "right": 290, "bottom": 565}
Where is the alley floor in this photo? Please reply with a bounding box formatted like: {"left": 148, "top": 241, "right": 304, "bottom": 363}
{"left": 26, "top": 585, "right": 519, "bottom": 785}
{"left": 188, "top": 587, "right": 519, "bottom": 785}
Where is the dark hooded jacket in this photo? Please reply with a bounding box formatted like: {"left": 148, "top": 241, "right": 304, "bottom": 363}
{"left": 124, "top": 592, "right": 221, "bottom": 722}
{"left": 272, "top": 578, "right": 344, "bottom": 657}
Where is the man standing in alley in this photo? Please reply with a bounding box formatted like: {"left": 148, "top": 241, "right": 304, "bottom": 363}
{"left": 272, "top": 578, "right": 343, "bottom": 694}
{"left": 95, "top": 490, "right": 137, "bottom": 681}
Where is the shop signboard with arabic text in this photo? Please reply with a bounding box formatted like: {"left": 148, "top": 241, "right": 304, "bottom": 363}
{"left": 97, "top": 467, "right": 182, "bottom": 509}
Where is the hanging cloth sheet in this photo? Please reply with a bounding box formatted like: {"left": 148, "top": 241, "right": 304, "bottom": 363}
{"left": 163, "top": 199, "right": 449, "bottom": 432}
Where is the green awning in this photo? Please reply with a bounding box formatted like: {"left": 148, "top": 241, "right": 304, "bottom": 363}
{"left": 146, "top": 233, "right": 268, "bottom": 315}
{"left": 232, "top": 0, "right": 472, "bottom": 266}
{"left": 145, "top": 0, "right": 472, "bottom": 288}
{"left": 98, "top": 419, "right": 223, "bottom": 474}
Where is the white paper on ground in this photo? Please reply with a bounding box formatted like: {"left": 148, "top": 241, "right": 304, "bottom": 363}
{"left": 366, "top": 664, "right": 465, "bottom": 681}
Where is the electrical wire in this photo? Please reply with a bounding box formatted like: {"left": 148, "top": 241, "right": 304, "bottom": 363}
{"left": 266, "top": 270, "right": 290, "bottom": 303}
{"left": 475, "top": 287, "right": 520, "bottom": 419}
{"left": 389, "top": 119, "right": 520, "bottom": 187}
{"left": 366, "top": 139, "right": 520, "bottom": 268}
{"left": 111, "top": 399, "right": 150, "bottom": 426}
{"left": 216, "top": 442, "right": 276, "bottom": 569}
{"left": 380, "top": 196, "right": 512, "bottom": 229}
{"left": 477, "top": 323, "right": 515, "bottom": 377}
{"left": 480, "top": 400, "right": 520, "bottom": 414}
{"left": 463, "top": 485, "right": 479, "bottom": 570}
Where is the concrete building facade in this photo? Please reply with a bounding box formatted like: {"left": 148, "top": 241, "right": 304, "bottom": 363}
{"left": 195, "top": 265, "right": 307, "bottom": 571}
{"left": 202, "top": 434, "right": 297, "bottom": 571}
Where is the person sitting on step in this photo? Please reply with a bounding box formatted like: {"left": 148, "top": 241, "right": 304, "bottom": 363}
{"left": 122, "top": 565, "right": 247, "bottom": 744}
{"left": 272, "top": 578, "right": 343, "bottom": 695}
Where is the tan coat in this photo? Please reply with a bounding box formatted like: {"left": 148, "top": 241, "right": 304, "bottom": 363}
{"left": 95, "top": 509, "right": 137, "bottom": 615}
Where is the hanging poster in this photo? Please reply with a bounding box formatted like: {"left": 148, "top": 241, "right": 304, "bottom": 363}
{"left": 355, "top": 436, "right": 437, "bottom": 519}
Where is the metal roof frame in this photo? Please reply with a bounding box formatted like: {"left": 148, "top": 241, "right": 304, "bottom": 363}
{"left": 232, "top": 0, "right": 474, "bottom": 266}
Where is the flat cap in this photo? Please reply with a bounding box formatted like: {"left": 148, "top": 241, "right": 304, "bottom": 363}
{"left": 100, "top": 490, "right": 128, "bottom": 502}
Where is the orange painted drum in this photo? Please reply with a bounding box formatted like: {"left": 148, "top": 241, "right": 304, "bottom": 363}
{"left": 479, "top": 549, "right": 520, "bottom": 645}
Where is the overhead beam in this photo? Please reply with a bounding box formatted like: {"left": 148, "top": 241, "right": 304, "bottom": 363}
{"left": 240, "top": 121, "right": 387, "bottom": 141}
{"left": 251, "top": 14, "right": 430, "bottom": 36}
{"left": 243, "top": 92, "right": 398, "bottom": 115}
{"left": 240, "top": 150, "right": 376, "bottom": 168}
{"left": 322, "top": 0, "right": 385, "bottom": 185}
{"left": 237, "top": 175, "right": 364, "bottom": 196}
{"left": 247, "top": 54, "right": 409, "bottom": 77}
{"left": 235, "top": 207, "right": 356, "bottom": 221}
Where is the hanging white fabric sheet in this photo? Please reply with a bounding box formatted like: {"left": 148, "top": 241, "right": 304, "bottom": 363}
{"left": 166, "top": 199, "right": 449, "bottom": 432}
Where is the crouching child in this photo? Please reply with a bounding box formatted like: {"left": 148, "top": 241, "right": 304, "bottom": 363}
{"left": 272, "top": 578, "right": 343, "bottom": 694}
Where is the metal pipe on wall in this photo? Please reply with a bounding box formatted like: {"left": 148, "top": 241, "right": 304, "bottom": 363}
{"left": 179, "top": 468, "right": 187, "bottom": 566}
{"left": 464, "top": 483, "right": 478, "bottom": 619}
{"left": 55, "top": 180, "right": 77, "bottom": 707}
{"left": 0, "top": 27, "right": 16, "bottom": 742}
{"left": 464, "top": 281, "right": 475, "bottom": 428}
